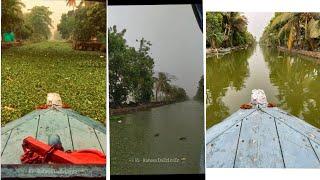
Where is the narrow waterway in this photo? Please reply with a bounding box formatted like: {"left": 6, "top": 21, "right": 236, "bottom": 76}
{"left": 206, "top": 45, "right": 320, "bottom": 129}
{"left": 110, "top": 100, "right": 204, "bottom": 175}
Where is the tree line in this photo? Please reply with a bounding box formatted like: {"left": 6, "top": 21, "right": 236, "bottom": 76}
{"left": 58, "top": 1, "right": 106, "bottom": 42}
{"left": 108, "top": 26, "right": 188, "bottom": 107}
{"left": 1, "top": 0, "right": 106, "bottom": 43}
{"left": 206, "top": 12, "right": 255, "bottom": 49}
{"left": 2, "top": 0, "right": 52, "bottom": 41}
{"left": 260, "top": 13, "right": 320, "bottom": 51}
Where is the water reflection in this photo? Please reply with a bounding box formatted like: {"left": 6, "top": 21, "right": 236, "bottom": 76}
{"left": 206, "top": 45, "right": 320, "bottom": 129}
{"left": 262, "top": 47, "right": 320, "bottom": 128}
{"left": 206, "top": 47, "right": 254, "bottom": 128}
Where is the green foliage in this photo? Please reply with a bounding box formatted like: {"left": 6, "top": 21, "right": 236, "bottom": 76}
{"left": 57, "top": 2, "right": 106, "bottom": 43}
{"left": 24, "top": 6, "right": 53, "bottom": 41}
{"left": 194, "top": 75, "right": 204, "bottom": 102}
{"left": 206, "top": 12, "right": 254, "bottom": 49}
{"left": 261, "top": 13, "right": 320, "bottom": 51}
{"left": 167, "top": 86, "right": 188, "bottom": 102}
{"left": 1, "top": 41, "right": 106, "bottom": 125}
{"left": 57, "top": 11, "right": 76, "bottom": 40}
{"left": 206, "top": 12, "right": 224, "bottom": 48}
{"left": 73, "top": 3, "right": 106, "bottom": 42}
{"left": 1, "top": 0, "right": 25, "bottom": 33}
{"left": 154, "top": 72, "right": 187, "bottom": 102}
{"left": 108, "top": 26, "right": 154, "bottom": 106}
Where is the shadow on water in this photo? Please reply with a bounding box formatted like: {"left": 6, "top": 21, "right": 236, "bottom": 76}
{"left": 110, "top": 100, "right": 204, "bottom": 175}
{"left": 206, "top": 44, "right": 320, "bottom": 129}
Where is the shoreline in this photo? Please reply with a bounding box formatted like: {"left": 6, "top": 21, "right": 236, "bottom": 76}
{"left": 110, "top": 101, "right": 178, "bottom": 116}
{"left": 206, "top": 44, "right": 250, "bottom": 57}
{"left": 277, "top": 47, "right": 320, "bottom": 60}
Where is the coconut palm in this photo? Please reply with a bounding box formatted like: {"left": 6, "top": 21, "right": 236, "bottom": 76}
{"left": 154, "top": 72, "right": 174, "bottom": 101}
{"left": 269, "top": 13, "right": 320, "bottom": 50}
{"left": 222, "top": 12, "right": 248, "bottom": 47}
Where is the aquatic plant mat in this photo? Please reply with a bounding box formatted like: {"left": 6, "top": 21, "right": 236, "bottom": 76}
{"left": 1, "top": 41, "right": 106, "bottom": 125}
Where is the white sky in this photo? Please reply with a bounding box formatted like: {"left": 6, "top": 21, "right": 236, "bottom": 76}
{"left": 243, "top": 12, "right": 275, "bottom": 39}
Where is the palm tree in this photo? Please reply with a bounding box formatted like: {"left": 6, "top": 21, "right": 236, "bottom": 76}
{"left": 1, "top": 0, "right": 25, "bottom": 32}
{"left": 222, "top": 12, "right": 248, "bottom": 47}
{"left": 153, "top": 72, "right": 177, "bottom": 101}
{"left": 270, "top": 13, "right": 320, "bottom": 50}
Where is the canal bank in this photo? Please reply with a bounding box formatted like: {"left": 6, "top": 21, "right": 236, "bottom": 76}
{"left": 277, "top": 46, "right": 320, "bottom": 60}
{"left": 110, "top": 100, "right": 204, "bottom": 175}
{"left": 110, "top": 101, "right": 181, "bottom": 116}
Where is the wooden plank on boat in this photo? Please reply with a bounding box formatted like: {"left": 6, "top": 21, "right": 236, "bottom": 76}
{"left": 58, "top": 108, "right": 105, "bottom": 133}
{"left": 206, "top": 121, "right": 242, "bottom": 168}
{"left": 263, "top": 107, "right": 320, "bottom": 144}
{"left": 1, "top": 130, "right": 12, "bottom": 156}
{"left": 276, "top": 120, "right": 320, "bottom": 168}
{"left": 1, "top": 110, "right": 48, "bottom": 133}
{"left": 206, "top": 109, "right": 256, "bottom": 144}
{"left": 36, "top": 109, "right": 73, "bottom": 151}
{"left": 234, "top": 111, "right": 284, "bottom": 168}
{"left": 94, "top": 129, "right": 106, "bottom": 154}
{"left": 309, "top": 140, "right": 320, "bottom": 162}
{"left": 1, "top": 116, "right": 39, "bottom": 164}
{"left": 68, "top": 116, "right": 103, "bottom": 152}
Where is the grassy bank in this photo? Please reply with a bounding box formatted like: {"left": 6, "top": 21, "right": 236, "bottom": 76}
{"left": 1, "top": 41, "right": 106, "bottom": 125}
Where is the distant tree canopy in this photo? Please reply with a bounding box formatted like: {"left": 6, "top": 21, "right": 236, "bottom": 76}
{"left": 260, "top": 13, "right": 320, "bottom": 51}
{"left": 154, "top": 72, "right": 188, "bottom": 102}
{"left": 1, "top": 1, "right": 53, "bottom": 42}
{"left": 58, "top": 2, "right": 106, "bottom": 42}
{"left": 57, "top": 11, "right": 75, "bottom": 39}
{"left": 25, "top": 6, "right": 53, "bottom": 41}
{"left": 194, "top": 75, "right": 204, "bottom": 102}
{"left": 206, "top": 12, "right": 255, "bottom": 49}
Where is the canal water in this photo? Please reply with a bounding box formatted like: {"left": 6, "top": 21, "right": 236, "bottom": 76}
{"left": 110, "top": 100, "right": 204, "bottom": 175}
{"left": 206, "top": 45, "right": 320, "bottom": 129}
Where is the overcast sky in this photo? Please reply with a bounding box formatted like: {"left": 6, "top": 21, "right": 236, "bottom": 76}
{"left": 244, "top": 12, "right": 275, "bottom": 39}
{"left": 109, "top": 5, "right": 203, "bottom": 97}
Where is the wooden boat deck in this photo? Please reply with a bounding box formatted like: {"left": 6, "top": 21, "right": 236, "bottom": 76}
{"left": 206, "top": 107, "right": 320, "bottom": 168}
{"left": 1, "top": 108, "right": 106, "bottom": 164}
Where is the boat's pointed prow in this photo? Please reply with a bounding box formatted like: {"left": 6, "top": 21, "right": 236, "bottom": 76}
{"left": 207, "top": 90, "right": 320, "bottom": 168}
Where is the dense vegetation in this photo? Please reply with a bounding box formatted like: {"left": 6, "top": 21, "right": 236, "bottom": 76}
{"left": 1, "top": 41, "right": 106, "bottom": 125}
{"left": 260, "top": 13, "right": 320, "bottom": 51}
{"left": 108, "top": 26, "right": 188, "bottom": 107}
{"left": 194, "top": 75, "right": 204, "bottom": 102}
{"left": 154, "top": 72, "right": 188, "bottom": 102}
{"left": 58, "top": 2, "right": 106, "bottom": 42}
{"left": 206, "top": 12, "right": 255, "bottom": 49}
{"left": 2, "top": 0, "right": 53, "bottom": 41}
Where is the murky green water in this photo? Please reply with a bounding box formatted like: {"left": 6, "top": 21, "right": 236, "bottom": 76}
{"left": 206, "top": 45, "right": 320, "bottom": 129}
{"left": 110, "top": 100, "right": 204, "bottom": 175}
